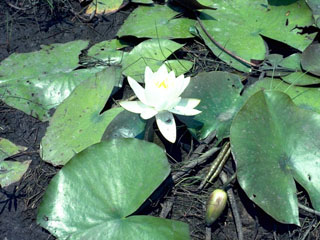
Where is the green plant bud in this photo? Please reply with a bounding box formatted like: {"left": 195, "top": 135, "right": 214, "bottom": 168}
{"left": 205, "top": 189, "right": 228, "bottom": 226}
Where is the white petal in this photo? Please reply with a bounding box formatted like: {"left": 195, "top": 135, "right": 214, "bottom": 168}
{"left": 155, "top": 112, "right": 176, "bottom": 143}
{"left": 144, "top": 66, "right": 154, "bottom": 89}
{"left": 177, "top": 98, "right": 201, "bottom": 109}
{"left": 127, "top": 76, "right": 147, "bottom": 105}
{"left": 158, "top": 97, "right": 181, "bottom": 112}
{"left": 175, "top": 76, "right": 190, "bottom": 97}
{"left": 140, "top": 108, "right": 158, "bottom": 120}
{"left": 170, "top": 107, "right": 202, "bottom": 116}
{"left": 169, "top": 98, "right": 202, "bottom": 116}
{"left": 120, "top": 101, "right": 149, "bottom": 114}
{"left": 156, "top": 64, "right": 169, "bottom": 77}
{"left": 168, "top": 70, "right": 176, "bottom": 82}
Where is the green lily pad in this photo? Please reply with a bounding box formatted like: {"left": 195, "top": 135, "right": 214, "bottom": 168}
{"left": 87, "top": 39, "right": 127, "bottom": 63}
{"left": 230, "top": 90, "right": 320, "bottom": 225}
{"left": 117, "top": 4, "right": 195, "bottom": 39}
{"left": 196, "top": 0, "right": 315, "bottom": 72}
{"left": 0, "top": 40, "right": 95, "bottom": 121}
{"left": 244, "top": 78, "right": 320, "bottom": 114}
{"left": 179, "top": 71, "right": 244, "bottom": 141}
{"left": 132, "top": 0, "right": 153, "bottom": 3}
{"left": 306, "top": 0, "right": 320, "bottom": 27}
{"left": 273, "top": 51, "right": 320, "bottom": 85}
{"left": 86, "top": 0, "right": 124, "bottom": 15}
{"left": 0, "top": 160, "right": 31, "bottom": 188}
{"left": 0, "top": 138, "right": 26, "bottom": 161}
{"left": 40, "top": 67, "right": 123, "bottom": 166}
{"left": 102, "top": 111, "right": 146, "bottom": 140}
{"left": 281, "top": 71, "right": 320, "bottom": 85}
{"left": 301, "top": 43, "right": 320, "bottom": 77}
{"left": 0, "top": 138, "right": 30, "bottom": 187}
{"left": 280, "top": 53, "right": 301, "bottom": 70}
{"left": 122, "top": 39, "right": 192, "bottom": 82}
{"left": 37, "top": 139, "right": 190, "bottom": 240}
{"left": 164, "top": 60, "right": 193, "bottom": 78}
{"left": 259, "top": 54, "right": 301, "bottom": 77}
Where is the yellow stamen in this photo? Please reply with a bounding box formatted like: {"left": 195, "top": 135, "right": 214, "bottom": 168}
{"left": 155, "top": 79, "right": 168, "bottom": 89}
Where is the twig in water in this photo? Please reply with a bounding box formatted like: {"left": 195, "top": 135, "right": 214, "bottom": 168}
{"left": 172, "top": 131, "right": 217, "bottom": 182}
{"left": 205, "top": 226, "right": 211, "bottom": 240}
{"left": 300, "top": 219, "right": 315, "bottom": 240}
{"left": 159, "top": 198, "right": 174, "bottom": 218}
{"left": 298, "top": 203, "right": 320, "bottom": 217}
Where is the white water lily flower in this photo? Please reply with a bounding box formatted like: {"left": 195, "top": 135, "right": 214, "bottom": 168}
{"left": 120, "top": 64, "right": 201, "bottom": 143}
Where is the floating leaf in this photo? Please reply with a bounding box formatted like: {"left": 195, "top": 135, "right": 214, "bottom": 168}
{"left": 179, "top": 71, "right": 244, "bottom": 141}
{"left": 306, "top": 0, "right": 320, "bottom": 28}
{"left": 117, "top": 4, "right": 195, "bottom": 39}
{"left": 41, "top": 67, "right": 123, "bottom": 166}
{"left": 0, "top": 138, "right": 26, "bottom": 161}
{"left": 0, "top": 40, "right": 95, "bottom": 121}
{"left": 281, "top": 51, "right": 320, "bottom": 86}
{"left": 196, "top": 0, "right": 315, "bottom": 72}
{"left": 122, "top": 39, "right": 192, "bottom": 82}
{"left": 230, "top": 90, "right": 320, "bottom": 225}
{"left": 132, "top": 0, "right": 153, "bottom": 3}
{"left": 0, "top": 138, "right": 30, "bottom": 187}
{"left": 301, "top": 43, "right": 320, "bottom": 77}
{"left": 0, "top": 160, "right": 31, "bottom": 188}
{"left": 281, "top": 71, "right": 320, "bottom": 85}
{"left": 173, "top": 0, "right": 216, "bottom": 10}
{"left": 87, "top": 39, "right": 127, "bottom": 63}
{"left": 38, "top": 139, "right": 190, "bottom": 240}
{"left": 244, "top": 78, "right": 320, "bottom": 114}
{"left": 102, "top": 111, "right": 146, "bottom": 140}
{"left": 165, "top": 60, "right": 193, "bottom": 78}
{"left": 86, "top": 0, "right": 125, "bottom": 15}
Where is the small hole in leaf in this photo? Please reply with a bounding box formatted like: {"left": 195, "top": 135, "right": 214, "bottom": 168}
{"left": 252, "top": 194, "right": 257, "bottom": 198}
{"left": 285, "top": 19, "right": 289, "bottom": 26}
{"left": 308, "top": 174, "right": 311, "bottom": 181}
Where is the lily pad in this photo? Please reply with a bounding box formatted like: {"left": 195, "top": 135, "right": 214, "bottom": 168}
{"left": 301, "top": 43, "right": 320, "bottom": 77}
{"left": 244, "top": 78, "right": 320, "bottom": 114}
{"left": 86, "top": 0, "right": 125, "bottom": 15}
{"left": 0, "top": 40, "right": 95, "bottom": 121}
{"left": 180, "top": 71, "right": 244, "bottom": 141}
{"left": 0, "top": 138, "right": 30, "bottom": 187}
{"left": 196, "top": 0, "right": 315, "bottom": 72}
{"left": 230, "top": 90, "right": 320, "bottom": 225}
{"left": 275, "top": 52, "right": 320, "bottom": 85}
{"left": 306, "top": 0, "right": 320, "bottom": 27}
{"left": 122, "top": 39, "right": 192, "bottom": 82}
{"left": 37, "top": 139, "right": 190, "bottom": 240}
{"left": 281, "top": 71, "right": 320, "bottom": 85}
{"left": 102, "top": 111, "right": 146, "bottom": 140}
{"left": 40, "top": 67, "right": 123, "bottom": 166}
{"left": 117, "top": 4, "right": 195, "bottom": 39}
{"left": 132, "top": 0, "right": 153, "bottom": 3}
{"left": 0, "top": 138, "right": 26, "bottom": 161}
{"left": 87, "top": 39, "right": 127, "bottom": 63}
{"left": 164, "top": 60, "right": 193, "bottom": 78}
{"left": 0, "top": 160, "right": 31, "bottom": 188}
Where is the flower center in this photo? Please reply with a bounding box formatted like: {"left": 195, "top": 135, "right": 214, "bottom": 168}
{"left": 155, "top": 78, "right": 169, "bottom": 89}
